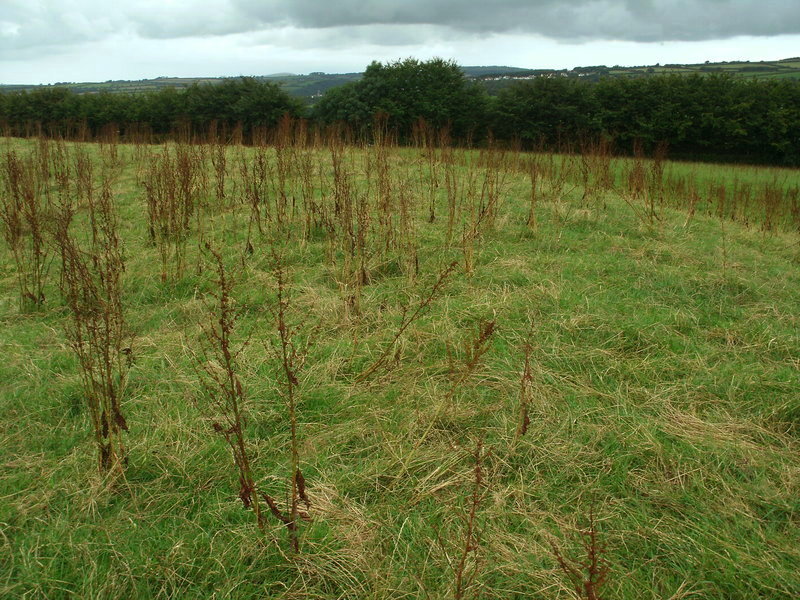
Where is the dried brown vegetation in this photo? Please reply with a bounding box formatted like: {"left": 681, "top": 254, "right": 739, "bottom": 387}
{"left": 550, "top": 507, "right": 610, "bottom": 600}
{"left": 53, "top": 169, "right": 130, "bottom": 475}
{"left": 194, "top": 243, "right": 264, "bottom": 526}
{"left": 1, "top": 149, "right": 50, "bottom": 309}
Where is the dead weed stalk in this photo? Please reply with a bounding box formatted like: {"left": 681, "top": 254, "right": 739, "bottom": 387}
{"left": 54, "top": 172, "right": 130, "bottom": 476}
{"left": 550, "top": 506, "right": 610, "bottom": 600}
{"left": 195, "top": 242, "right": 264, "bottom": 527}
{"left": 1, "top": 150, "right": 51, "bottom": 309}
{"left": 261, "top": 252, "right": 314, "bottom": 553}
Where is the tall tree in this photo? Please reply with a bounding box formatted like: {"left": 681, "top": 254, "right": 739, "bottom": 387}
{"left": 313, "top": 58, "right": 488, "bottom": 140}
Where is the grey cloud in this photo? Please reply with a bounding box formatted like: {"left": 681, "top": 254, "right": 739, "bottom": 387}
{"left": 0, "top": 0, "right": 121, "bottom": 55}
{"left": 233, "top": 0, "right": 800, "bottom": 42}
{"left": 2, "top": 0, "right": 799, "bottom": 60}
{"left": 249, "top": 23, "right": 467, "bottom": 51}
{"left": 125, "top": 1, "right": 257, "bottom": 39}
{"left": 0, "top": 0, "right": 252, "bottom": 56}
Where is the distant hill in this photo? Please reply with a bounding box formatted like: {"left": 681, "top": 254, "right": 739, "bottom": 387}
{"left": 2, "top": 58, "right": 798, "bottom": 102}
{"left": 461, "top": 66, "right": 531, "bottom": 76}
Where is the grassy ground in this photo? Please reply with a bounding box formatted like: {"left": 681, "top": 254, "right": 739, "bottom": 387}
{"left": 1, "top": 138, "right": 799, "bottom": 599}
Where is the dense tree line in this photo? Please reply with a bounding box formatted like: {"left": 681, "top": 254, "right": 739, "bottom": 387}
{"left": 489, "top": 74, "right": 800, "bottom": 164}
{"left": 312, "top": 60, "right": 800, "bottom": 165}
{"left": 0, "top": 77, "right": 304, "bottom": 138}
{"left": 2, "top": 60, "right": 799, "bottom": 165}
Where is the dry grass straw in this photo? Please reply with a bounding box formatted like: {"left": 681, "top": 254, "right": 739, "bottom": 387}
{"left": 354, "top": 261, "right": 458, "bottom": 384}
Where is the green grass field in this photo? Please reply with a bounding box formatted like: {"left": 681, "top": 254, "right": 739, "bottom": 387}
{"left": 1, "top": 137, "right": 799, "bottom": 598}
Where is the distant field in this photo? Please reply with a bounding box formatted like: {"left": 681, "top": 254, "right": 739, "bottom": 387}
{"left": 3, "top": 58, "right": 798, "bottom": 100}
{"left": 1, "top": 133, "right": 799, "bottom": 598}
{"left": 606, "top": 58, "right": 800, "bottom": 80}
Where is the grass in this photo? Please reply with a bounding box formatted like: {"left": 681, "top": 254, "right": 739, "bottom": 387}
{"left": 1, "top": 135, "right": 799, "bottom": 598}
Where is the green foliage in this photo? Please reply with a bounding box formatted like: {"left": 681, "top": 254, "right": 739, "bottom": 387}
{"left": 311, "top": 82, "right": 371, "bottom": 130}
{"left": 589, "top": 74, "right": 800, "bottom": 164}
{"left": 182, "top": 77, "right": 304, "bottom": 131}
{"left": 313, "top": 58, "right": 488, "bottom": 140}
{"left": 491, "top": 77, "right": 597, "bottom": 144}
{"left": 0, "top": 77, "right": 304, "bottom": 137}
{"left": 487, "top": 73, "right": 800, "bottom": 165}
{"left": 303, "top": 58, "right": 797, "bottom": 165}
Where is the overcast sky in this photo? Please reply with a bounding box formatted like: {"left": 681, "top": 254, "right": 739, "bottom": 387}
{"left": 1, "top": 0, "right": 799, "bottom": 84}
